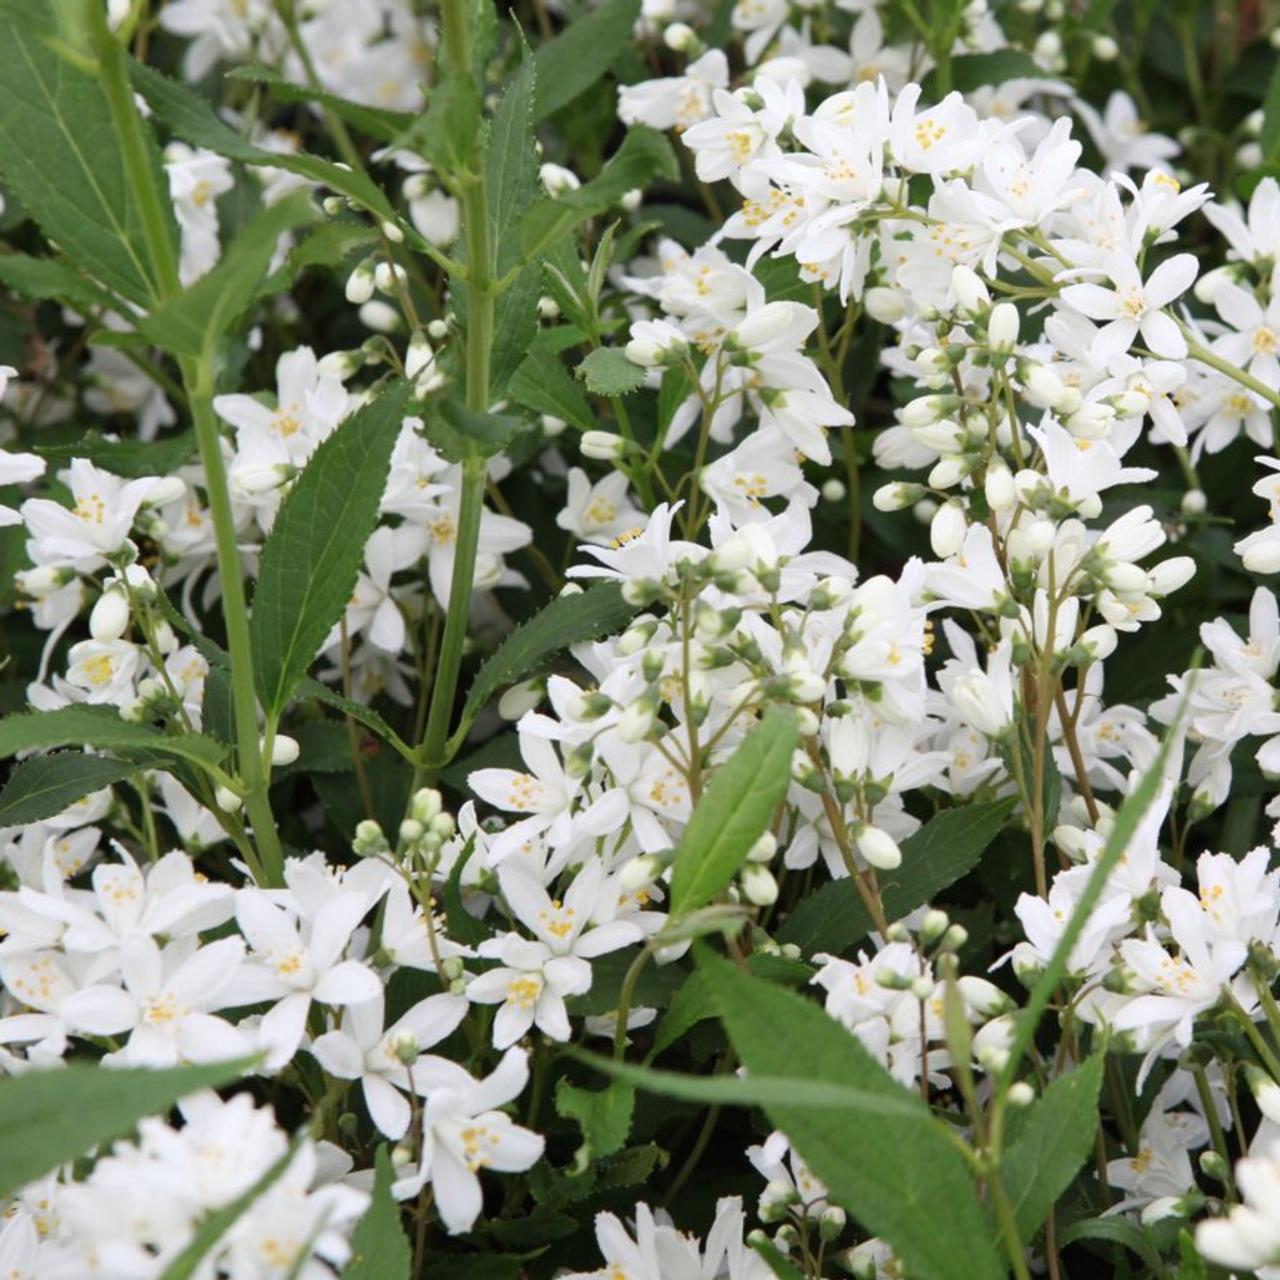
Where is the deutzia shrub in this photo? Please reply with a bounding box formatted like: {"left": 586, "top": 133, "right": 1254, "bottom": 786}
{"left": 3, "top": 1, "right": 1280, "bottom": 1277}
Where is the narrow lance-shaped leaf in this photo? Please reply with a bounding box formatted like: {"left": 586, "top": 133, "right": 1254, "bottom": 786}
{"left": 0, "top": 754, "right": 137, "bottom": 826}
{"left": 250, "top": 381, "right": 410, "bottom": 718}
{"left": 668, "top": 708, "right": 799, "bottom": 918}
{"left": 0, "top": 706, "right": 226, "bottom": 769}
{"left": 1001, "top": 1052, "right": 1106, "bottom": 1240}
{"left": 0, "top": 17, "right": 172, "bottom": 305}
{"left": 698, "top": 950, "right": 1005, "bottom": 1280}
{"left": 532, "top": 0, "right": 642, "bottom": 121}
{"left": 0, "top": 1058, "right": 249, "bottom": 1199}
{"left": 342, "top": 1147, "right": 411, "bottom": 1280}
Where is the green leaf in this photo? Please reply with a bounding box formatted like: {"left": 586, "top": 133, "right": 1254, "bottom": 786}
{"left": 136, "top": 191, "right": 319, "bottom": 358}
{"left": 250, "top": 381, "right": 410, "bottom": 717}
{"left": 1058, "top": 1216, "right": 1164, "bottom": 1274}
{"left": 423, "top": 398, "right": 525, "bottom": 463}
{"left": 508, "top": 344, "right": 598, "bottom": 432}
{"left": 0, "top": 1058, "right": 248, "bottom": 1198}
{"left": 533, "top": 0, "right": 641, "bottom": 121}
{"left": 490, "top": 264, "right": 545, "bottom": 398}
{"left": 1002, "top": 1053, "right": 1105, "bottom": 1240}
{"left": 260, "top": 220, "right": 380, "bottom": 295}
{"left": 400, "top": 65, "right": 483, "bottom": 179}
{"left": 486, "top": 48, "right": 538, "bottom": 274}
{"left": 577, "top": 347, "right": 647, "bottom": 397}
{"left": 555, "top": 1079, "right": 634, "bottom": 1163}
{"left": 668, "top": 708, "right": 799, "bottom": 918}
{"left": 0, "top": 19, "right": 170, "bottom": 305}
{"left": 750, "top": 1237, "right": 806, "bottom": 1280}
{"left": 699, "top": 951, "right": 1004, "bottom": 1280}
{"left": 159, "top": 1137, "right": 302, "bottom": 1280}
{"left": 342, "top": 1147, "right": 410, "bottom": 1280}
{"left": 295, "top": 677, "right": 418, "bottom": 764}
{"left": 519, "top": 127, "right": 678, "bottom": 260}
{"left": 778, "top": 798, "right": 1016, "bottom": 954}
{"left": 226, "top": 65, "right": 414, "bottom": 142}
{"left": 130, "top": 62, "right": 403, "bottom": 234}
{"left": 34, "top": 430, "right": 195, "bottom": 478}
{"left": 0, "top": 253, "right": 121, "bottom": 311}
{"left": 0, "top": 706, "right": 226, "bottom": 769}
{"left": 0, "top": 752, "right": 136, "bottom": 825}
{"left": 452, "top": 583, "right": 637, "bottom": 748}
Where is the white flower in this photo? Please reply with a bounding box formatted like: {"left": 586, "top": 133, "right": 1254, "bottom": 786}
{"left": 1197, "top": 1132, "right": 1280, "bottom": 1273}
{"left": 394, "top": 1047, "right": 544, "bottom": 1234}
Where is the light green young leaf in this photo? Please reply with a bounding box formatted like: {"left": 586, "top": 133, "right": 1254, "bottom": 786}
{"left": 577, "top": 347, "right": 647, "bottom": 397}
{"left": 0, "top": 18, "right": 172, "bottom": 305}
{"left": 250, "top": 381, "right": 410, "bottom": 718}
{"left": 532, "top": 0, "right": 641, "bottom": 121}
{"left": 158, "top": 1137, "right": 303, "bottom": 1280}
{"left": 699, "top": 951, "right": 1004, "bottom": 1280}
{"left": 0, "top": 1058, "right": 249, "bottom": 1198}
{"left": 136, "top": 191, "right": 319, "bottom": 358}
{"left": 451, "top": 583, "right": 637, "bottom": 751}
{"left": 520, "top": 127, "right": 678, "bottom": 261}
{"left": 778, "top": 797, "right": 1016, "bottom": 953}
{"left": 0, "top": 753, "right": 136, "bottom": 826}
{"left": 342, "top": 1147, "right": 410, "bottom": 1280}
{"left": 0, "top": 706, "right": 226, "bottom": 769}
{"left": 556, "top": 1079, "right": 634, "bottom": 1163}
{"left": 668, "top": 708, "right": 799, "bottom": 918}
{"left": 1001, "top": 1052, "right": 1106, "bottom": 1240}
{"left": 508, "top": 344, "right": 598, "bottom": 432}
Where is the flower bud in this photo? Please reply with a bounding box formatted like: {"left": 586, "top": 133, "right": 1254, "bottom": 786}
{"left": 864, "top": 286, "right": 906, "bottom": 324}
{"left": 1007, "top": 1081, "right": 1035, "bottom": 1107}
{"left": 951, "top": 264, "right": 990, "bottom": 313}
{"left": 620, "top": 853, "right": 664, "bottom": 893}
{"left": 821, "top": 478, "right": 846, "bottom": 502}
{"left": 89, "top": 589, "right": 130, "bottom": 642}
{"left": 581, "top": 431, "right": 627, "bottom": 461}
{"left": 215, "top": 786, "right": 242, "bottom": 813}
{"left": 856, "top": 824, "right": 902, "bottom": 870}
{"left": 872, "top": 481, "right": 925, "bottom": 512}
{"left": 1181, "top": 488, "right": 1207, "bottom": 516}
{"left": 1092, "top": 33, "right": 1118, "bottom": 60}
{"left": 740, "top": 863, "right": 778, "bottom": 906}
{"left": 930, "top": 501, "right": 967, "bottom": 558}
{"left": 345, "top": 261, "right": 376, "bottom": 304}
{"left": 269, "top": 734, "right": 300, "bottom": 766}
{"left": 988, "top": 301, "right": 1019, "bottom": 351}
{"left": 354, "top": 819, "right": 389, "bottom": 856}
{"left": 984, "top": 459, "right": 1015, "bottom": 512}
{"left": 1148, "top": 556, "right": 1195, "bottom": 596}
{"left": 1243, "top": 537, "right": 1280, "bottom": 574}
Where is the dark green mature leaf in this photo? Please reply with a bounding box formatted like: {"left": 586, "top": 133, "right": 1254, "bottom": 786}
{"left": 260, "top": 220, "right": 380, "bottom": 295}
{"left": 0, "top": 1058, "right": 248, "bottom": 1198}
{"left": 0, "top": 253, "right": 120, "bottom": 312}
{"left": 490, "top": 264, "right": 545, "bottom": 397}
{"left": 700, "top": 952, "right": 1004, "bottom": 1280}
{"left": 296, "top": 678, "right": 418, "bottom": 763}
{"left": 130, "top": 62, "right": 402, "bottom": 231}
{"left": 159, "top": 1137, "right": 302, "bottom": 1280}
{"left": 778, "top": 798, "right": 1016, "bottom": 954}
{"left": 533, "top": 0, "right": 641, "bottom": 121}
{"left": 1002, "top": 1053, "right": 1105, "bottom": 1239}
{"left": 451, "top": 583, "right": 637, "bottom": 748}
{"left": 251, "top": 381, "right": 409, "bottom": 717}
{"left": 520, "top": 128, "right": 677, "bottom": 261}
{"left": 508, "top": 344, "right": 598, "bottom": 431}
{"left": 136, "top": 192, "right": 319, "bottom": 358}
{"left": 342, "top": 1147, "right": 410, "bottom": 1280}
{"left": 556, "top": 1079, "right": 634, "bottom": 1162}
{"left": 577, "top": 347, "right": 647, "bottom": 396}
{"left": 1058, "top": 1216, "right": 1164, "bottom": 1274}
{"left": 35, "top": 430, "right": 195, "bottom": 478}
{"left": 487, "top": 49, "right": 538, "bottom": 274}
{"left": 0, "top": 753, "right": 135, "bottom": 825}
{"left": 424, "top": 399, "right": 525, "bottom": 463}
{"left": 227, "top": 65, "right": 413, "bottom": 142}
{"left": 668, "top": 708, "right": 799, "bottom": 917}
{"left": 0, "top": 706, "right": 226, "bottom": 768}
{"left": 751, "top": 1237, "right": 806, "bottom": 1280}
{"left": 0, "top": 20, "right": 169, "bottom": 305}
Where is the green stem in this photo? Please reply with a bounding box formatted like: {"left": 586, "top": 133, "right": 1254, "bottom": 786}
{"left": 413, "top": 0, "right": 494, "bottom": 781}
{"left": 990, "top": 1170, "right": 1033, "bottom": 1280}
{"left": 1184, "top": 334, "right": 1280, "bottom": 412}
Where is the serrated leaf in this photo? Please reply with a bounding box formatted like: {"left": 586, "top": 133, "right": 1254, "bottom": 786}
{"left": 0, "top": 753, "right": 135, "bottom": 825}
{"left": 0, "top": 706, "right": 226, "bottom": 769}
{"left": 452, "top": 583, "right": 637, "bottom": 748}
{"left": 422, "top": 398, "right": 525, "bottom": 463}
{"left": 490, "top": 263, "right": 544, "bottom": 398}
{"left": 342, "top": 1147, "right": 410, "bottom": 1280}
{"left": 532, "top": 0, "right": 641, "bottom": 121}
{"left": 668, "top": 708, "right": 799, "bottom": 918}
{"left": 226, "top": 65, "right": 413, "bottom": 142}
{"left": 0, "top": 19, "right": 170, "bottom": 305}
{"left": 295, "top": 677, "right": 418, "bottom": 763}
{"left": 136, "top": 192, "right": 319, "bottom": 358}
{"left": 486, "top": 49, "right": 538, "bottom": 274}
{"left": 577, "top": 347, "right": 646, "bottom": 396}
{"left": 251, "top": 381, "right": 409, "bottom": 717}
{"left": 260, "top": 220, "right": 380, "bottom": 295}
{"left": 1002, "top": 1052, "right": 1105, "bottom": 1240}
{"left": 508, "top": 344, "right": 598, "bottom": 432}
{"left": 158, "top": 1137, "right": 302, "bottom": 1280}
{"left": 34, "top": 430, "right": 195, "bottom": 478}
{"left": 778, "top": 798, "right": 1016, "bottom": 954}
{"left": 0, "top": 1058, "right": 248, "bottom": 1198}
{"left": 555, "top": 1079, "right": 634, "bottom": 1163}
{"left": 0, "top": 253, "right": 120, "bottom": 311}
{"left": 698, "top": 952, "right": 1004, "bottom": 1280}
{"left": 520, "top": 127, "right": 677, "bottom": 261}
